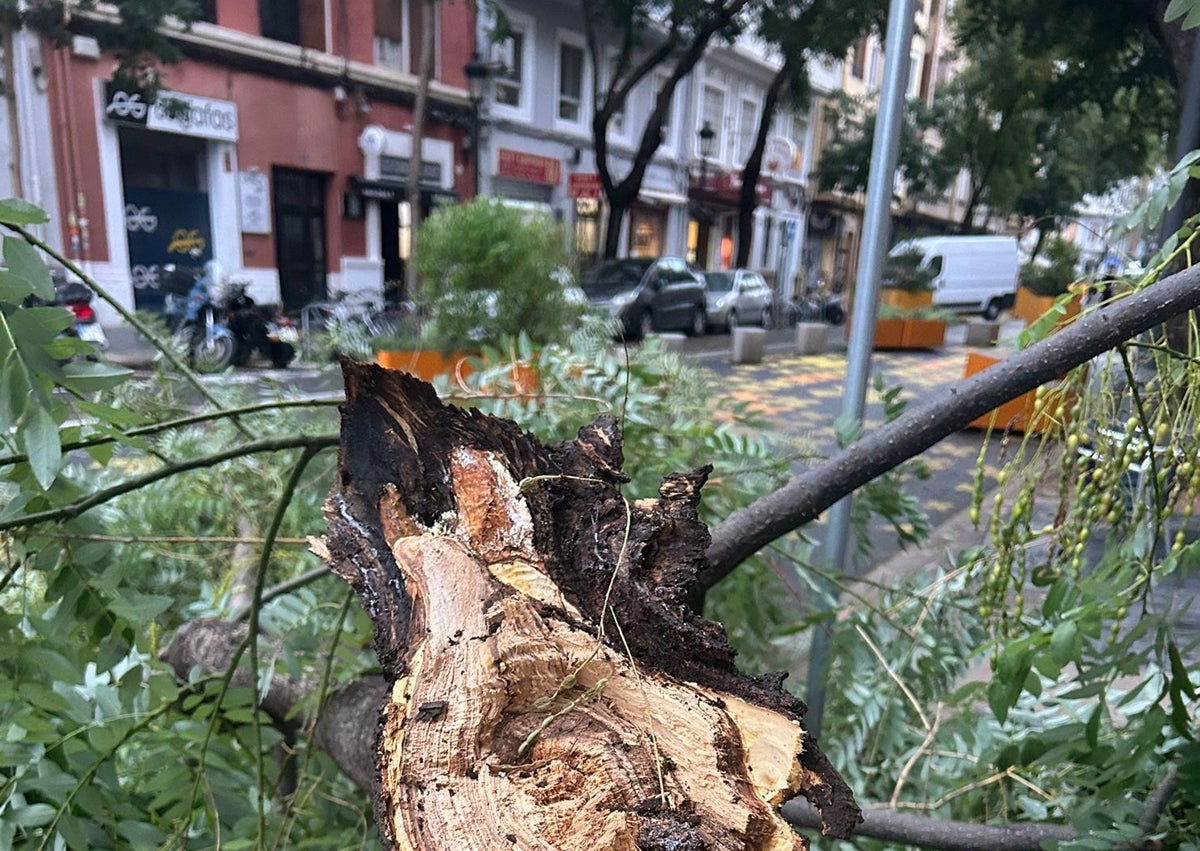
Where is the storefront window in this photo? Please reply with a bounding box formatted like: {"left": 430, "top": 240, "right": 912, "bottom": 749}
{"left": 574, "top": 197, "right": 599, "bottom": 265}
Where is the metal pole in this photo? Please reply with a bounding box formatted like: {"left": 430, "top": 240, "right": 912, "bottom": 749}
{"left": 805, "top": 0, "right": 918, "bottom": 740}
{"left": 472, "top": 104, "right": 481, "bottom": 197}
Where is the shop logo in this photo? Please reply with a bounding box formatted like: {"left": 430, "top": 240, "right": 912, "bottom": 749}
{"left": 130, "top": 264, "right": 161, "bottom": 290}
{"left": 125, "top": 205, "right": 158, "bottom": 233}
{"left": 166, "top": 228, "right": 206, "bottom": 255}
{"left": 107, "top": 90, "right": 147, "bottom": 120}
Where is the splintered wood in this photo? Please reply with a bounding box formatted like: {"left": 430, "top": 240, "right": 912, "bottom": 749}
{"left": 321, "top": 362, "right": 860, "bottom": 850}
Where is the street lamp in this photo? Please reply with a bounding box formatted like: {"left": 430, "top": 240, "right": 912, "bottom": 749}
{"left": 464, "top": 52, "right": 490, "bottom": 196}
{"left": 697, "top": 120, "right": 716, "bottom": 191}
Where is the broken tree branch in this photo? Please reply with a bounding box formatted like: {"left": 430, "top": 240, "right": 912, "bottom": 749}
{"left": 702, "top": 262, "right": 1200, "bottom": 588}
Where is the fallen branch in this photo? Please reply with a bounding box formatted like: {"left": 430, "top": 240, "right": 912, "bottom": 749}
{"left": 781, "top": 799, "right": 1076, "bottom": 851}
{"left": 702, "top": 262, "right": 1200, "bottom": 588}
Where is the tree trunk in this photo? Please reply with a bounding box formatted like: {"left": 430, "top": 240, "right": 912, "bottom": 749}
{"left": 4, "top": 28, "right": 23, "bottom": 197}
{"left": 405, "top": 1, "right": 436, "bottom": 302}
{"left": 735, "top": 63, "right": 792, "bottom": 268}
{"left": 318, "top": 363, "right": 861, "bottom": 849}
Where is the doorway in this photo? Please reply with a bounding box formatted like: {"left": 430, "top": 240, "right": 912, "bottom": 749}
{"left": 273, "top": 167, "right": 328, "bottom": 310}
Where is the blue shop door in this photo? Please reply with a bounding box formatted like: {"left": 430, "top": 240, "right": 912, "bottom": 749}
{"left": 125, "top": 186, "right": 213, "bottom": 312}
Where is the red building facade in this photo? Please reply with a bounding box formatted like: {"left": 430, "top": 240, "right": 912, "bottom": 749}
{"left": 41, "top": 0, "right": 476, "bottom": 322}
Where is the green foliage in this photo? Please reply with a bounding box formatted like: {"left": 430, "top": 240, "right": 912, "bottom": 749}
{"left": 1020, "top": 235, "right": 1081, "bottom": 297}
{"left": 938, "top": 0, "right": 1175, "bottom": 228}
{"left": 960, "top": 227, "right": 1200, "bottom": 846}
{"left": 881, "top": 248, "right": 937, "bottom": 293}
{"left": 414, "top": 197, "right": 581, "bottom": 352}
{"left": 1165, "top": 0, "right": 1200, "bottom": 28}
{"left": 815, "top": 94, "right": 957, "bottom": 204}
{"left": 0, "top": 1, "right": 204, "bottom": 95}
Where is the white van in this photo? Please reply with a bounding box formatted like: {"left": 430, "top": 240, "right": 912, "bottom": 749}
{"left": 889, "top": 235, "right": 1019, "bottom": 320}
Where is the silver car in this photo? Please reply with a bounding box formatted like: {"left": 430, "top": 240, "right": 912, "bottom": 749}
{"left": 704, "top": 269, "right": 774, "bottom": 331}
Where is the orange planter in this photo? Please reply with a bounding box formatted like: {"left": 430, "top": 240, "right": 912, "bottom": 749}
{"left": 374, "top": 349, "right": 538, "bottom": 395}
{"left": 374, "top": 349, "right": 475, "bottom": 383}
{"left": 871, "top": 318, "right": 907, "bottom": 348}
{"left": 963, "top": 351, "right": 1070, "bottom": 435}
{"left": 1013, "top": 287, "right": 1082, "bottom": 327}
{"left": 880, "top": 288, "right": 934, "bottom": 312}
{"left": 901, "top": 319, "right": 947, "bottom": 348}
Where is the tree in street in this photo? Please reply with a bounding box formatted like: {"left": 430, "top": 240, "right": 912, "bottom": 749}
{"left": 731, "top": 0, "right": 887, "bottom": 267}
{"left": 580, "top": 0, "right": 753, "bottom": 258}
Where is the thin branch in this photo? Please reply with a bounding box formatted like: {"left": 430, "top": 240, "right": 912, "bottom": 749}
{"left": 246, "top": 445, "right": 322, "bottom": 843}
{"left": 890, "top": 707, "right": 941, "bottom": 807}
{"left": 4, "top": 223, "right": 248, "bottom": 434}
{"left": 855, "top": 624, "right": 930, "bottom": 731}
{"left": 233, "top": 563, "right": 335, "bottom": 622}
{"left": 782, "top": 798, "right": 1076, "bottom": 851}
{"left": 49, "top": 533, "right": 313, "bottom": 546}
{"left": 0, "top": 433, "right": 339, "bottom": 532}
{"left": 0, "top": 397, "right": 342, "bottom": 468}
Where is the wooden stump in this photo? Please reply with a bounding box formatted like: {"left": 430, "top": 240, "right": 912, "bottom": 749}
{"left": 318, "top": 362, "right": 861, "bottom": 849}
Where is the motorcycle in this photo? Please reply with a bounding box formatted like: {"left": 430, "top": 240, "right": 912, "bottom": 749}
{"left": 161, "top": 263, "right": 295, "bottom": 371}
{"left": 162, "top": 262, "right": 240, "bottom": 373}
{"left": 221, "top": 280, "right": 297, "bottom": 369}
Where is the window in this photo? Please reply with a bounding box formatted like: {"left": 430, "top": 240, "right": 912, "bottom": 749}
{"left": 700, "top": 85, "right": 725, "bottom": 159}
{"left": 737, "top": 96, "right": 758, "bottom": 162}
{"left": 653, "top": 71, "right": 674, "bottom": 148}
{"left": 374, "top": 0, "right": 408, "bottom": 71}
{"left": 557, "top": 41, "right": 585, "bottom": 123}
{"left": 260, "top": 0, "right": 325, "bottom": 50}
{"left": 850, "top": 38, "right": 867, "bottom": 79}
{"left": 492, "top": 26, "right": 526, "bottom": 110}
{"left": 868, "top": 44, "right": 882, "bottom": 90}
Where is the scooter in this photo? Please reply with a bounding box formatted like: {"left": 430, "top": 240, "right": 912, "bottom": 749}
{"left": 55, "top": 278, "right": 109, "bottom": 352}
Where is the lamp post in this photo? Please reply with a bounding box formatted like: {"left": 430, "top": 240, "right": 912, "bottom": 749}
{"left": 464, "top": 52, "right": 489, "bottom": 197}
{"left": 697, "top": 120, "right": 716, "bottom": 192}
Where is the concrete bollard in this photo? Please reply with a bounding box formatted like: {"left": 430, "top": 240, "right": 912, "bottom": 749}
{"left": 730, "top": 326, "right": 767, "bottom": 364}
{"left": 795, "top": 322, "right": 827, "bottom": 355}
{"left": 654, "top": 332, "right": 687, "bottom": 353}
{"left": 963, "top": 320, "right": 1000, "bottom": 347}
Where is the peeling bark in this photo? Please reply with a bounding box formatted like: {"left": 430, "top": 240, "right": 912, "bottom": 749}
{"left": 319, "top": 363, "right": 860, "bottom": 849}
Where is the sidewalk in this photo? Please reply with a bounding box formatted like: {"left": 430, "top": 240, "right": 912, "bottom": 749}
{"left": 103, "top": 324, "right": 162, "bottom": 370}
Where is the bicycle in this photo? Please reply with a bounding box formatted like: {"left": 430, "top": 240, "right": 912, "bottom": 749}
{"left": 299, "top": 293, "right": 418, "bottom": 362}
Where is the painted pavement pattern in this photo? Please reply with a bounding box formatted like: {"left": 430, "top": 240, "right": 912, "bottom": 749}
{"left": 700, "top": 348, "right": 1003, "bottom": 568}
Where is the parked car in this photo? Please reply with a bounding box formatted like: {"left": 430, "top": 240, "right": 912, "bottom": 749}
{"left": 704, "top": 269, "right": 774, "bottom": 331}
{"left": 581, "top": 257, "right": 708, "bottom": 339}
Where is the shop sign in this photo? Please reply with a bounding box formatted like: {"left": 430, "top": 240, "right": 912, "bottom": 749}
{"left": 497, "top": 149, "right": 562, "bottom": 186}
{"left": 763, "top": 136, "right": 799, "bottom": 176}
{"left": 380, "top": 155, "right": 444, "bottom": 186}
{"left": 568, "top": 172, "right": 602, "bottom": 199}
{"left": 104, "top": 83, "right": 238, "bottom": 142}
{"left": 349, "top": 177, "right": 458, "bottom": 207}
{"left": 710, "top": 170, "right": 774, "bottom": 206}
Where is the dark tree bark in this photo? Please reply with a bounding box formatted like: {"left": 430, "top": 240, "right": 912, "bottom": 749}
{"left": 317, "top": 363, "right": 861, "bottom": 848}
{"left": 735, "top": 61, "right": 792, "bottom": 269}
